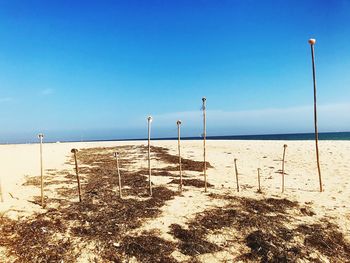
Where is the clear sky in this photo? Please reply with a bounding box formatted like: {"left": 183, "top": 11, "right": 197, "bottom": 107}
{"left": 0, "top": 0, "right": 349, "bottom": 142}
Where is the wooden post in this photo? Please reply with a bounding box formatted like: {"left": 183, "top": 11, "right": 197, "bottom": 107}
{"left": 0, "top": 176, "right": 3, "bottom": 202}
{"left": 38, "top": 133, "right": 44, "bottom": 207}
{"left": 282, "top": 144, "right": 287, "bottom": 193}
{"left": 309, "top": 38, "right": 323, "bottom": 192}
{"left": 147, "top": 116, "right": 153, "bottom": 196}
{"left": 177, "top": 120, "right": 183, "bottom": 191}
{"left": 257, "top": 168, "right": 261, "bottom": 193}
{"left": 114, "top": 152, "right": 123, "bottom": 198}
{"left": 71, "top": 149, "right": 82, "bottom": 202}
{"left": 202, "top": 97, "right": 207, "bottom": 192}
{"left": 234, "top": 158, "right": 239, "bottom": 192}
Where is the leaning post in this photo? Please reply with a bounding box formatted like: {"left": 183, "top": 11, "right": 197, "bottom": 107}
{"left": 71, "top": 148, "right": 82, "bottom": 202}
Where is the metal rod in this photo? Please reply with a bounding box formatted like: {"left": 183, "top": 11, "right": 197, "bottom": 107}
{"left": 147, "top": 116, "right": 153, "bottom": 196}
{"left": 202, "top": 97, "right": 207, "bottom": 192}
{"left": 234, "top": 158, "right": 239, "bottom": 192}
{"left": 309, "top": 38, "right": 323, "bottom": 192}
{"left": 177, "top": 120, "right": 183, "bottom": 191}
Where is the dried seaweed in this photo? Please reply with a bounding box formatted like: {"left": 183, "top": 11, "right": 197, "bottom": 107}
{"left": 23, "top": 175, "right": 72, "bottom": 187}
{"left": 0, "top": 213, "right": 74, "bottom": 262}
{"left": 0, "top": 145, "right": 178, "bottom": 262}
{"left": 171, "top": 195, "right": 350, "bottom": 262}
{"left": 244, "top": 230, "right": 301, "bottom": 262}
{"left": 168, "top": 179, "right": 214, "bottom": 188}
{"left": 169, "top": 224, "right": 220, "bottom": 256}
{"left": 148, "top": 146, "right": 213, "bottom": 172}
{"left": 296, "top": 221, "right": 350, "bottom": 259}
{"left": 300, "top": 207, "right": 316, "bottom": 216}
{"left": 141, "top": 169, "right": 175, "bottom": 177}
{"left": 119, "top": 234, "right": 177, "bottom": 262}
{"left": 1, "top": 145, "right": 349, "bottom": 263}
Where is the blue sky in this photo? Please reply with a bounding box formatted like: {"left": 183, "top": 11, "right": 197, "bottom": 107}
{"left": 0, "top": 0, "right": 349, "bottom": 142}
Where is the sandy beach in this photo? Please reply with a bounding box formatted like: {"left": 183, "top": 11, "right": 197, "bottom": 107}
{"left": 0, "top": 140, "right": 349, "bottom": 262}
{"left": 2, "top": 0, "right": 349, "bottom": 262}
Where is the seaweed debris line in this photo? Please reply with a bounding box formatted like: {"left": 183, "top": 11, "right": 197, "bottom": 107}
{"left": 0, "top": 144, "right": 349, "bottom": 262}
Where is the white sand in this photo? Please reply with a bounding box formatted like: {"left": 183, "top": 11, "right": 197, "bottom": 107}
{"left": 0, "top": 139, "right": 349, "bottom": 259}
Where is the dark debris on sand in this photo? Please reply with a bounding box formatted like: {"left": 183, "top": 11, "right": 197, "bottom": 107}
{"left": 0, "top": 145, "right": 179, "bottom": 262}
{"left": 118, "top": 234, "right": 177, "bottom": 263}
{"left": 1, "top": 145, "right": 349, "bottom": 263}
{"left": 148, "top": 146, "right": 213, "bottom": 172}
{"left": 170, "top": 224, "right": 220, "bottom": 256}
{"left": 0, "top": 212, "right": 73, "bottom": 262}
{"left": 168, "top": 179, "right": 214, "bottom": 188}
{"left": 168, "top": 194, "right": 350, "bottom": 262}
{"left": 296, "top": 221, "right": 350, "bottom": 260}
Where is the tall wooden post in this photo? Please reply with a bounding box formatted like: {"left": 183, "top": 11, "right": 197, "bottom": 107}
{"left": 114, "top": 152, "right": 123, "bottom": 198}
{"left": 281, "top": 144, "right": 287, "bottom": 193}
{"left": 38, "top": 133, "right": 44, "bottom": 207}
{"left": 202, "top": 97, "right": 207, "bottom": 192}
{"left": 177, "top": 120, "right": 183, "bottom": 191}
{"left": 71, "top": 149, "right": 82, "bottom": 202}
{"left": 147, "top": 116, "right": 153, "bottom": 196}
{"left": 309, "top": 38, "right": 323, "bottom": 192}
{"left": 234, "top": 158, "right": 239, "bottom": 192}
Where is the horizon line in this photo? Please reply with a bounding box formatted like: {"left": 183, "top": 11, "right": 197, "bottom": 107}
{"left": 1, "top": 130, "right": 349, "bottom": 145}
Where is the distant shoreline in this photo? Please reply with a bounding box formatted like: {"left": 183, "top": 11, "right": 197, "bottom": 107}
{"left": 1, "top": 131, "right": 349, "bottom": 145}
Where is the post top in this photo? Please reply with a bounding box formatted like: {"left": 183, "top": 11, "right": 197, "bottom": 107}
{"left": 177, "top": 120, "right": 182, "bottom": 125}
{"left": 283, "top": 144, "right": 288, "bottom": 148}
{"left": 71, "top": 148, "right": 78, "bottom": 153}
{"left": 38, "top": 133, "right": 44, "bottom": 138}
{"left": 202, "top": 97, "right": 206, "bottom": 101}
{"left": 147, "top": 116, "right": 153, "bottom": 122}
{"left": 308, "top": 38, "right": 316, "bottom": 45}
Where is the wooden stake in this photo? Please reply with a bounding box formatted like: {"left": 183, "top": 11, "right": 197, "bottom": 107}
{"left": 114, "top": 152, "right": 123, "bottom": 198}
{"left": 309, "top": 38, "right": 323, "bottom": 192}
{"left": 202, "top": 97, "right": 207, "bottom": 192}
{"left": 147, "top": 116, "right": 153, "bottom": 196}
{"left": 234, "top": 158, "right": 239, "bottom": 192}
{"left": 282, "top": 144, "right": 287, "bottom": 193}
{"left": 177, "top": 120, "right": 183, "bottom": 191}
{"left": 71, "top": 149, "right": 82, "bottom": 202}
{"left": 257, "top": 168, "right": 261, "bottom": 193}
{"left": 0, "top": 176, "right": 3, "bottom": 202}
{"left": 38, "top": 133, "right": 44, "bottom": 207}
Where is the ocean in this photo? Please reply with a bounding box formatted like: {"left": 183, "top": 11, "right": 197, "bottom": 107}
{"left": 96, "top": 131, "right": 350, "bottom": 142}
{"left": 149, "top": 132, "right": 350, "bottom": 141}
{"left": 1, "top": 132, "right": 350, "bottom": 145}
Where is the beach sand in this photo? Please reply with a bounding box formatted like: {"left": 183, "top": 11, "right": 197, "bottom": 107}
{"left": 0, "top": 140, "right": 349, "bottom": 262}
